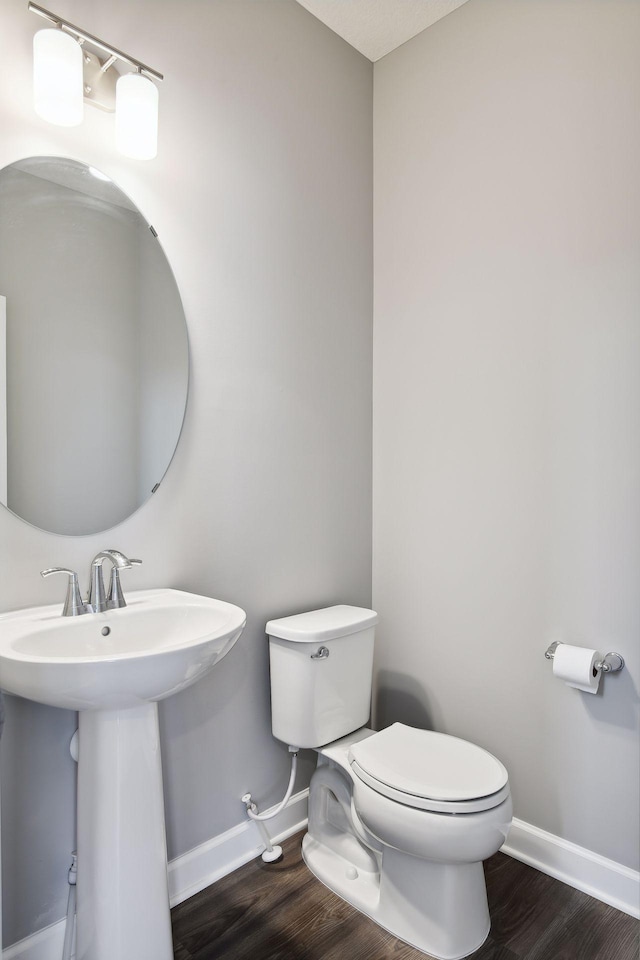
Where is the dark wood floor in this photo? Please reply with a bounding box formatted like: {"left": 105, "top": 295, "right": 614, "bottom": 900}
{"left": 171, "top": 833, "right": 639, "bottom": 960}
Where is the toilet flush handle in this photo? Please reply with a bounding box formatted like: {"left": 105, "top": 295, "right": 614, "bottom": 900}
{"left": 310, "top": 646, "right": 330, "bottom": 660}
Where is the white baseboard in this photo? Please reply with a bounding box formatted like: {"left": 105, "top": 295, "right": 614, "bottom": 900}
{"left": 168, "top": 787, "right": 309, "bottom": 907}
{"left": 3, "top": 789, "right": 309, "bottom": 960}
{"left": 2, "top": 924, "right": 66, "bottom": 960}
{"left": 502, "top": 817, "right": 640, "bottom": 919}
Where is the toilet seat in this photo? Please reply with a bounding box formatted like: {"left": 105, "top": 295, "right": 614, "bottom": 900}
{"left": 349, "top": 723, "right": 510, "bottom": 814}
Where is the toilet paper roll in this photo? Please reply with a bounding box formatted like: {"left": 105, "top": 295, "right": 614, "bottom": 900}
{"left": 552, "top": 644, "right": 602, "bottom": 694}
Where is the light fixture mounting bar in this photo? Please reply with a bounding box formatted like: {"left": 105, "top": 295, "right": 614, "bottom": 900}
{"left": 27, "top": 2, "right": 163, "bottom": 82}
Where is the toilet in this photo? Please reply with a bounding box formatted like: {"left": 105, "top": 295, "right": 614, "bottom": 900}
{"left": 266, "top": 605, "right": 512, "bottom": 960}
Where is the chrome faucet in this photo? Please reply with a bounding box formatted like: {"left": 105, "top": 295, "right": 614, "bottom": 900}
{"left": 106, "top": 554, "right": 142, "bottom": 609}
{"left": 41, "top": 550, "right": 142, "bottom": 616}
{"left": 88, "top": 550, "right": 142, "bottom": 612}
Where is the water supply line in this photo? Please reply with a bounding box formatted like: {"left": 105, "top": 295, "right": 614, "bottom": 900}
{"left": 241, "top": 746, "right": 299, "bottom": 863}
{"left": 62, "top": 732, "right": 79, "bottom": 960}
{"left": 61, "top": 852, "right": 77, "bottom": 960}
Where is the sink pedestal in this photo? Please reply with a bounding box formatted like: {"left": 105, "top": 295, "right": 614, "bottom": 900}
{"left": 0, "top": 589, "right": 247, "bottom": 960}
{"left": 76, "top": 703, "right": 173, "bottom": 960}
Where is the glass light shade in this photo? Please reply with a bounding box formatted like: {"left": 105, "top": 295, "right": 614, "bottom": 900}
{"left": 115, "top": 73, "right": 158, "bottom": 161}
{"left": 33, "top": 29, "right": 83, "bottom": 127}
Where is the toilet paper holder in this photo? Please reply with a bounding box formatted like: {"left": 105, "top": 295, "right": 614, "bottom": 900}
{"left": 544, "top": 641, "right": 625, "bottom": 673}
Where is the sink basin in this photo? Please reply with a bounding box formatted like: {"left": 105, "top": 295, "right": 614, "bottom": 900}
{"left": 0, "top": 587, "right": 246, "bottom": 710}
{"left": 0, "top": 586, "right": 247, "bottom": 960}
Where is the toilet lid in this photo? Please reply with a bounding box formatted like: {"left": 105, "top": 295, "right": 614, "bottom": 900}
{"left": 349, "top": 723, "right": 509, "bottom": 812}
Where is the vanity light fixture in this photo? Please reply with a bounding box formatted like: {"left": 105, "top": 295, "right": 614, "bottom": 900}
{"left": 33, "top": 26, "right": 83, "bottom": 126}
{"left": 28, "top": 2, "right": 163, "bottom": 160}
{"left": 115, "top": 71, "right": 159, "bottom": 161}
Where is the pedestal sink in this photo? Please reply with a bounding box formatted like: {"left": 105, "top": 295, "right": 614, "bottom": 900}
{"left": 0, "top": 588, "right": 246, "bottom": 960}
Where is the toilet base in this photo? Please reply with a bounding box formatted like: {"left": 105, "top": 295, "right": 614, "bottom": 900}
{"left": 302, "top": 833, "right": 491, "bottom": 960}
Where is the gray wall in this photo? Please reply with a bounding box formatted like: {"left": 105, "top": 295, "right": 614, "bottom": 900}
{"left": 0, "top": 0, "right": 372, "bottom": 946}
{"left": 373, "top": 0, "right": 639, "bottom": 870}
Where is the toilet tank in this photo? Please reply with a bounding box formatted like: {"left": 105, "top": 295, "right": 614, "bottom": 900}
{"left": 267, "top": 605, "right": 378, "bottom": 749}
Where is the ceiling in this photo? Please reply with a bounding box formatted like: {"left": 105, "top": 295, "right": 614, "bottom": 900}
{"left": 294, "top": 0, "right": 470, "bottom": 62}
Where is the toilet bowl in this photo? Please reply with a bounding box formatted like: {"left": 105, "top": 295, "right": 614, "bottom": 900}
{"left": 303, "top": 726, "right": 511, "bottom": 960}
{"left": 266, "top": 606, "right": 512, "bottom": 960}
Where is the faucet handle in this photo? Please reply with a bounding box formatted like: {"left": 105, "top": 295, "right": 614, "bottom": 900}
{"left": 107, "top": 558, "right": 142, "bottom": 610}
{"left": 41, "top": 568, "right": 88, "bottom": 617}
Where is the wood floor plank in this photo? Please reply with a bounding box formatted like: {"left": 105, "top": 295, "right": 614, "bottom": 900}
{"left": 172, "top": 939, "right": 191, "bottom": 960}
{"left": 171, "top": 832, "right": 639, "bottom": 960}
{"left": 483, "top": 851, "right": 581, "bottom": 955}
{"left": 465, "top": 940, "right": 519, "bottom": 960}
{"left": 172, "top": 838, "right": 320, "bottom": 957}
{"left": 522, "top": 895, "right": 640, "bottom": 960}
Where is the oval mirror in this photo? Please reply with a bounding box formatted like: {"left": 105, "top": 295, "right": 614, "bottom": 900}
{"left": 0, "top": 157, "right": 189, "bottom": 536}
